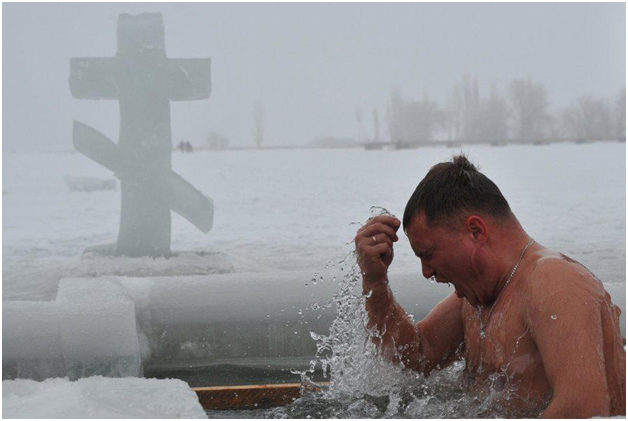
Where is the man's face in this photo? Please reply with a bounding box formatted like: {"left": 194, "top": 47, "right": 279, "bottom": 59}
{"left": 406, "top": 212, "right": 481, "bottom": 305}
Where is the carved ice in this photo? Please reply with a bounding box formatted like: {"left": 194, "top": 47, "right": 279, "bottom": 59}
{"left": 69, "top": 13, "right": 213, "bottom": 257}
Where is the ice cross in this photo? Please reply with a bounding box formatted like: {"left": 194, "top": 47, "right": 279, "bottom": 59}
{"left": 70, "top": 13, "right": 213, "bottom": 257}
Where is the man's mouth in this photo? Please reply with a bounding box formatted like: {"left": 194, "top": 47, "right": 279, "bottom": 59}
{"left": 434, "top": 276, "right": 464, "bottom": 298}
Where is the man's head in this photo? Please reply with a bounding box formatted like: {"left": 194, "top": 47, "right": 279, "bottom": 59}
{"left": 403, "top": 154, "right": 512, "bottom": 232}
{"left": 403, "top": 154, "right": 517, "bottom": 305}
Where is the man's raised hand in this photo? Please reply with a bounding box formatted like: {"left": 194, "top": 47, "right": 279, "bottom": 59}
{"left": 355, "top": 215, "right": 401, "bottom": 285}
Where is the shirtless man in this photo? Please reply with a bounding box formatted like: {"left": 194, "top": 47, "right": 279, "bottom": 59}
{"left": 355, "top": 155, "right": 625, "bottom": 418}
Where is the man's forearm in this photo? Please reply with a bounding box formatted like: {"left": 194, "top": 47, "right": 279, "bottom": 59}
{"left": 363, "top": 278, "right": 431, "bottom": 373}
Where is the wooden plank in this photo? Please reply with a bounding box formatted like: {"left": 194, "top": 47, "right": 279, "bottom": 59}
{"left": 193, "top": 382, "right": 328, "bottom": 410}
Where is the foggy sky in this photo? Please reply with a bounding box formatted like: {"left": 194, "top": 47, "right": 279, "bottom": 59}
{"left": 2, "top": 3, "right": 626, "bottom": 152}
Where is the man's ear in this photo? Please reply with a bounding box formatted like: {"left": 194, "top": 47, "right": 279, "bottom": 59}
{"left": 466, "top": 215, "right": 488, "bottom": 245}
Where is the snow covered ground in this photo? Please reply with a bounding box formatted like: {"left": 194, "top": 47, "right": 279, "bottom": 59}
{"left": 2, "top": 376, "right": 207, "bottom": 418}
{"left": 3, "top": 142, "right": 626, "bottom": 301}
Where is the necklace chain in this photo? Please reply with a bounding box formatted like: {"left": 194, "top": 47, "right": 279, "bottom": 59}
{"left": 479, "top": 238, "right": 535, "bottom": 339}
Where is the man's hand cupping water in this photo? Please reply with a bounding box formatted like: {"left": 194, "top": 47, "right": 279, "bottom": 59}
{"left": 354, "top": 215, "right": 400, "bottom": 286}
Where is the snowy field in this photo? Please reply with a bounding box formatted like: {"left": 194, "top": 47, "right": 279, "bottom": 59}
{"left": 3, "top": 142, "right": 626, "bottom": 302}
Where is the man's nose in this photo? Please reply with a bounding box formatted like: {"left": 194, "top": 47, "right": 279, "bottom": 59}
{"left": 421, "top": 260, "right": 435, "bottom": 279}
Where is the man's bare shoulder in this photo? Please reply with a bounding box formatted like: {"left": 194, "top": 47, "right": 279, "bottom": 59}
{"left": 525, "top": 248, "right": 605, "bottom": 316}
{"left": 527, "top": 249, "right": 604, "bottom": 295}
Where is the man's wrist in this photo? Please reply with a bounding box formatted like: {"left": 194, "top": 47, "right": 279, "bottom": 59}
{"left": 363, "top": 276, "right": 393, "bottom": 309}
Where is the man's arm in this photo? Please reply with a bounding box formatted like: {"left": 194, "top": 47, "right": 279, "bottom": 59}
{"left": 527, "top": 258, "right": 611, "bottom": 418}
{"left": 355, "top": 216, "right": 464, "bottom": 375}
{"left": 365, "top": 286, "right": 464, "bottom": 374}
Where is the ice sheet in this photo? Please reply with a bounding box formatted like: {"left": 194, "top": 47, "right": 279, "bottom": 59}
{"left": 2, "top": 301, "right": 65, "bottom": 380}
{"left": 56, "top": 278, "right": 142, "bottom": 379}
{"left": 2, "top": 376, "right": 207, "bottom": 419}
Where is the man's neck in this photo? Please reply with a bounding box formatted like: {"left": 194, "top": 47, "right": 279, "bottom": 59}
{"left": 487, "top": 230, "right": 532, "bottom": 305}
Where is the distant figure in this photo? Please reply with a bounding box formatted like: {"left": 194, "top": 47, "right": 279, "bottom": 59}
{"left": 355, "top": 154, "right": 625, "bottom": 418}
{"left": 178, "top": 140, "right": 193, "bottom": 153}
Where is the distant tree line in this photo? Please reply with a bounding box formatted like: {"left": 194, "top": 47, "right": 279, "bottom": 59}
{"left": 385, "top": 74, "right": 626, "bottom": 144}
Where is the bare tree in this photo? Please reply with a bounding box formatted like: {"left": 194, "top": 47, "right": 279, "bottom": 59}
{"left": 616, "top": 86, "right": 626, "bottom": 140}
{"left": 410, "top": 94, "right": 442, "bottom": 142}
{"left": 462, "top": 74, "right": 482, "bottom": 140}
{"left": 444, "top": 82, "right": 463, "bottom": 140}
{"left": 355, "top": 106, "right": 364, "bottom": 143}
{"left": 477, "top": 83, "right": 509, "bottom": 141}
{"left": 252, "top": 100, "right": 265, "bottom": 148}
{"left": 386, "top": 89, "right": 404, "bottom": 143}
{"left": 546, "top": 114, "right": 566, "bottom": 140}
{"left": 444, "top": 74, "right": 482, "bottom": 141}
{"left": 372, "top": 108, "right": 380, "bottom": 142}
{"left": 562, "top": 95, "right": 614, "bottom": 141}
{"left": 508, "top": 76, "right": 550, "bottom": 140}
{"left": 386, "top": 90, "right": 441, "bottom": 143}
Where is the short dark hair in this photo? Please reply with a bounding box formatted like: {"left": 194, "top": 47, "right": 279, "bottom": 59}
{"left": 403, "top": 154, "right": 512, "bottom": 231}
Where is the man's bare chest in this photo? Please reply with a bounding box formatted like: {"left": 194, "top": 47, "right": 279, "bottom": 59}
{"left": 460, "top": 301, "right": 544, "bottom": 385}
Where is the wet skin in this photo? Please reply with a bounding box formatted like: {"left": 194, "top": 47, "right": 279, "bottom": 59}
{"left": 355, "top": 214, "right": 625, "bottom": 418}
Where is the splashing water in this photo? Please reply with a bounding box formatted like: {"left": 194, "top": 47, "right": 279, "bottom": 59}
{"left": 265, "top": 207, "right": 539, "bottom": 419}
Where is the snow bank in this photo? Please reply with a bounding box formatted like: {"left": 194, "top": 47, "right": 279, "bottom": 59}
{"left": 124, "top": 271, "right": 626, "bottom": 363}
{"left": 4, "top": 271, "right": 624, "bottom": 382}
{"left": 2, "top": 301, "right": 65, "bottom": 380}
{"left": 3, "top": 278, "right": 141, "bottom": 381}
{"left": 2, "top": 271, "right": 453, "bottom": 379}
{"left": 56, "top": 278, "right": 142, "bottom": 379}
{"left": 3, "top": 251, "right": 236, "bottom": 302}
{"left": 2, "top": 376, "right": 207, "bottom": 418}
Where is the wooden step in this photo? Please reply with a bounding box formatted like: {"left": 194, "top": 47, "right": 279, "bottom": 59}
{"left": 193, "top": 382, "right": 328, "bottom": 410}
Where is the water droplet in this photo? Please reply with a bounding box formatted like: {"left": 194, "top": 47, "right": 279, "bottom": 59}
{"left": 305, "top": 283, "right": 309, "bottom": 288}
{"left": 266, "top": 314, "right": 270, "bottom": 318}
{"left": 550, "top": 314, "right": 557, "bottom": 320}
